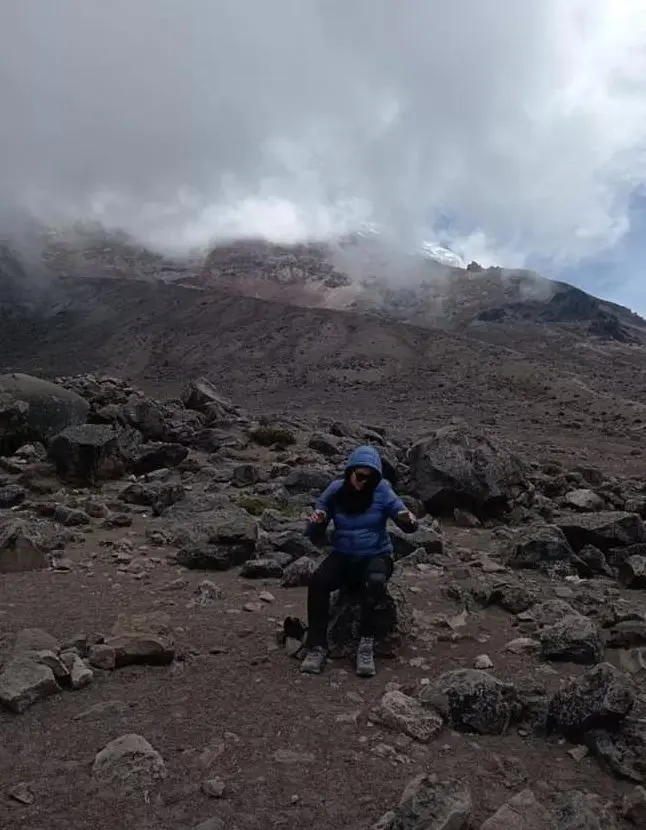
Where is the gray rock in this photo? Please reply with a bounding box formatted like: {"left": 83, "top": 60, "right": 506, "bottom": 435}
{"left": 0, "top": 373, "right": 89, "bottom": 456}
{"left": 176, "top": 508, "right": 258, "bottom": 570}
{"left": 69, "top": 654, "right": 94, "bottom": 689}
{"left": 453, "top": 508, "right": 481, "bottom": 527}
{"left": 91, "top": 734, "right": 166, "bottom": 792}
{"left": 539, "top": 614, "right": 604, "bottom": 664}
{"left": 181, "top": 377, "right": 234, "bottom": 419}
{"left": 622, "top": 786, "right": 646, "bottom": 825}
{"left": 527, "top": 599, "right": 578, "bottom": 629}
{"left": 120, "top": 394, "right": 203, "bottom": 445}
{"left": 104, "top": 611, "right": 175, "bottom": 667}
{"left": 618, "top": 556, "right": 646, "bottom": 589}
{"left": 88, "top": 644, "right": 117, "bottom": 670}
{"left": 575, "top": 544, "right": 613, "bottom": 576}
{"left": 327, "top": 582, "right": 411, "bottom": 658}
{"left": 53, "top": 505, "right": 91, "bottom": 527}
{"left": 0, "top": 520, "right": 47, "bottom": 573}
{"left": 240, "top": 558, "right": 284, "bottom": 579}
{"left": 0, "top": 655, "right": 60, "bottom": 713}
{"left": 408, "top": 422, "right": 528, "bottom": 517}
{"left": 564, "top": 489, "right": 605, "bottom": 512}
{"left": 550, "top": 790, "right": 617, "bottom": 829}
{"left": 119, "top": 480, "right": 185, "bottom": 517}
{"left": 0, "top": 484, "right": 25, "bottom": 508}
{"left": 283, "top": 467, "right": 331, "bottom": 493}
{"left": 506, "top": 524, "right": 575, "bottom": 570}
{"left": 480, "top": 789, "right": 551, "bottom": 830}
{"left": 372, "top": 773, "right": 472, "bottom": 830}
{"left": 130, "top": 442, "right": 188, "bottom": 476}
{"left": 308, "top": 433, "right": 341, "bottom": 457}
{"left": 607, "top": 620, "right": 646, "bottom": 649}
{"left": 280, "top": 555, "right": 318, "bottom": 588}
{"left": 231, "top": 463, "right": 261, "bottom": 487}
{"left": 547, "top": 662, "right": 634, "bottom": 738}
{"left": 49, "top": 424, "right": 140, "bottom": 483}
{"left": 368, "top": 690, "right": 444, "bottom": 743}
{"left": 419, "top": 669, "right": 520, "bottom": 735}
{"left": 471, "top": 578, "right": 536, "bottom": 614}
{"left": 584, "top": 717, "right": 646, "bottom": 783}
{"left": 557, "top": 511, "right": 646, "bottom": 553}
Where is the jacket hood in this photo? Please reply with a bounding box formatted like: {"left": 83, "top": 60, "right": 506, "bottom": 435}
{"left": 344, "top": 445, "right": 383, "bottom": 476}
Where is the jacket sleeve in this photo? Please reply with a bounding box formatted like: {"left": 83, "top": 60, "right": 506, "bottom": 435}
{"left": 304, "top": 481, "right": 339, "bottom": 539}
{"left": 382, "top": 482, "right": 419, "bottom": 533}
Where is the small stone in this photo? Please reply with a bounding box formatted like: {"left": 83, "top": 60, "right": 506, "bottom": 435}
{"left": 195, "top": 579, "right": 222, "bottom": 604}
{"left": 8, "top": 782, "right": 33, "bottom": 805}
{"left": 69, "top": 655, "right": 94, "bottom": 689}
{"left": 258, "top": 590, "right": 275, "bottom": 603}
{"left": 243, "top": 602, "right": 263, "bottom": 612}
{"left": 474, "top": 654, "right": 494, "bottom": 670}
{"left": 201, "top": 777, "right": 226, "bottom": 798}
{"left": 504, "top": 638, "right": 539, "bottom": 655}
{"left": 567, "top": 745, "right": 589, "bottom": 761}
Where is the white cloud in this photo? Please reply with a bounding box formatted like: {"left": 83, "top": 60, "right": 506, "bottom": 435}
{"left": 3, "top": 0, "right": 646, "bottom": 273}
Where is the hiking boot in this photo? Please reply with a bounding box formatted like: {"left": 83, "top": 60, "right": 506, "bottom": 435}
{"left": 356, "top": 637, "right": 376, "bottom": 677}
{"left": 300, "top": 646, "right": 327, "bottom": 675}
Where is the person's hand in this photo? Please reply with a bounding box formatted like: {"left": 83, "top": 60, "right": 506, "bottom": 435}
{"left": 310, "top": 509, "right": 327, "bottom": 524}
{"left": 397, "top": 509, "right": 418, "bottom": 527}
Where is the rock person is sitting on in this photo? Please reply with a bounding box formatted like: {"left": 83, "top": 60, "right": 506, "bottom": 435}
{"left": 301, "top": 445, "right": 418, "bottom": 677}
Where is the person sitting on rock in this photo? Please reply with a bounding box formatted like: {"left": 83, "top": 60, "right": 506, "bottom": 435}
{"left": 301, "top": 445, "right": 418, "bottom": 677}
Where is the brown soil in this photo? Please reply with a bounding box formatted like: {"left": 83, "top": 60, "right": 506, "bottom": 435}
{"left": 0, "top": 518, "right": 634, "bottom": 830}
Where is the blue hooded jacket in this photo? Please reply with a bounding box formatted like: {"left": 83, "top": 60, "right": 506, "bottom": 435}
{"left": 305, "top": 445, "right": 414, "bottom": 557}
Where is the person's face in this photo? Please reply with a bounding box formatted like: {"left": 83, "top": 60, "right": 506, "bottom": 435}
{"left": 349, "top": 467, "right": 373, "bottom": 490}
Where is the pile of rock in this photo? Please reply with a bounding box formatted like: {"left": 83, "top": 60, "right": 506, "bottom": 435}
{"left": 0, "top": 612, "right": 174, "bottom": 714}
{"left": 371, "top": 773, "right": 645, "bottom": 830}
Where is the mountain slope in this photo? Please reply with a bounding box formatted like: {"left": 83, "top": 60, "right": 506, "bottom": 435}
{"left": 35, "top": 231, "right": 646, "bottom": 344}
{"left": 0, "top": 268, "right": 645, "bottom": 476}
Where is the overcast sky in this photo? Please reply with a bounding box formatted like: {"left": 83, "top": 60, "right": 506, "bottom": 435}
{"left": 3, "top": 1, "right": 646, "bottom": 310}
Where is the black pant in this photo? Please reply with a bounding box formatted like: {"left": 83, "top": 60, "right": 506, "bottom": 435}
{"left": 306, "top": 553, "right": 393, "bottom": 649}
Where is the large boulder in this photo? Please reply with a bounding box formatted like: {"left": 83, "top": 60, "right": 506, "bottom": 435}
{"left": 0, "top": 373, "right": 89, "bottom": 456}
{"left": 327, "top": 580, "right": 412, "bottom": 659}
{"left": 418, "top": 669, "right": 521, "bottom": 735}
{"left": 506, "top": 524, "right": 575, "bottom": 571}
{"left": 175, "top": 507, "right": 259, "bottom": 570}
{"left": 119, "top": 394, "right": 203, "bottom": 445}
{"left": 557, "top": 511, "right": 646, "bottom": 553}
{"left": 546, "top": 663, "right": 635, "bottom": 738}
{"left": 181, "top": 377, "right": 236, "bottom": 422}
{"left": 539, "top": 614, "right": 604, "bottom": 665}
{"left": 585, "top": 718, "right": 646, "bottom": 783}
{"left": 119, "top": 481, "right": 185, "bottom": 516}
{"left": 407, "top": 423, "right": 527, "bottom": 516}
{"left": 48, "top": 424, "right": 141, "bottom": 483}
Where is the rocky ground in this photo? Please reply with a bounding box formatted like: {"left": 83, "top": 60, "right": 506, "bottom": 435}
{"left": 1, "top": 373, "right": 646, "bottom": 829}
